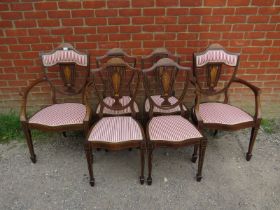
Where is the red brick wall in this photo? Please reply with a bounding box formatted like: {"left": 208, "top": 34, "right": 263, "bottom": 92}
{"left": 0, "top": 0, "right": 279, "bottom": 117}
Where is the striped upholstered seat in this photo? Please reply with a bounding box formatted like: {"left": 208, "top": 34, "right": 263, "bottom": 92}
{"left": 145, "top": 95, "right": 187, "bottom": 113}
{"left": 148, "top": 115, "right": 202, "bottom": 141}
{"left": 199, "top": 103, "right": 253, "bottom": 125}
{"left": 29, "top": 103, "right": 86, "bottom": 127}
{"left": 88, "top": 116, "right": 143, "bottom": 142}
{"left": 96, "top": 96, "right": 139, "bottom": 115}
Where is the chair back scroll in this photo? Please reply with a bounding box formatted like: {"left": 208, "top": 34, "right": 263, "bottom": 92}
{"left": 40, "top": 43, "right": 90, "bottom": 96}
{"left": 193, "top": 43, "right": 240, "bottom": 96}
{"left": 142, "top": 58, "right": 191, "bottom": 117}
{"left": 90, "top": 58, "right": 140, "bottom": 118}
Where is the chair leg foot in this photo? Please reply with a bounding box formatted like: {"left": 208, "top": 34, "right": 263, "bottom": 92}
{"left": 246, "top": 153, "right": 252, "bottom": 161}
{"left": 30, "top": 154, "right": 37, "bottom": 163}
{"left": 196, "top": 175, "right": 202, "bottom": 182}
{"left": 139, "top": 176, "right": 144, "bottom": 185}
{"left": 89, "top": 178, "right": 95, "bottom": 187}
{"left": 191, "top": 154, "right": 198, "bottom": 163}
{"left": 147, "top": 177, "right": 152, "bottom": 185}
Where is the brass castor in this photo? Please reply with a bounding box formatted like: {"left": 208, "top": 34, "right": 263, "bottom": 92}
{"left": 191, "top": 155, "right": 198, "bottom": 163}
{"left": 30, "top": 155, "right": 37, "bottom": 163}
{"left": 139, "top": 176, "right": 144, "bottom": 185}
{"left": 246, "top": 153, "right": 252, "bottom": 161}
{"left": 89, "top": 178, "right": 95, "bottom": 187}
{"left": 147, "top": 177, "right": 152, "bottom": 185}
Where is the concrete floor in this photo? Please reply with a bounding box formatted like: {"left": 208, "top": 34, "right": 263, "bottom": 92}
{"left": 0, "top": 128, "right": 279, "bottom": 210}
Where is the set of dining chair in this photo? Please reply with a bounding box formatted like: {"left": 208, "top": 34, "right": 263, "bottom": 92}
{"left": 20, "top": 43, "right": 261, "bottom": 187}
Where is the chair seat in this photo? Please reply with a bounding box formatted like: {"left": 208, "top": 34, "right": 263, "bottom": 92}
{"left": 88, "top": 116, "right": 143, "bottom": 142}
{"left": 145, "top": 95, "right": 187, "bottom": 113}
{"left": 29, "top": 103, "right": 86, "bottom": 127}
{"left": 148, "top": 115, "right": 202, "bottom": 141}
{"left": 96, "top": 96, "right": 139, "bottom": 115}
{"left": 199, "top": 102, "right": 253, "bottom": 125}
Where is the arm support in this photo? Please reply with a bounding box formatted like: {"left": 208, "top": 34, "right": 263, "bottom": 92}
{"left": 20, "top": 77, "right": 50, "bottom": 122}
{"left": 232, "top": 77, "right": 261, "bottom": 121}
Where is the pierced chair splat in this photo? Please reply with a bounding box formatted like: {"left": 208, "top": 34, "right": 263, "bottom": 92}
{"left": 20, "top": 43, "right": 92, "bottom": 163}
{"left": 84, "top": 57, "right": 146, "bottom": 186}
{"left": 143, "top": 58, "right": 207, "bottom": 184}
{"left": 192, "top": 43, "right": 262, "bottom": 161}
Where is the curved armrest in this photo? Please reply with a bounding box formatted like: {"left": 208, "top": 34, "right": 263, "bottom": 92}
{"left": 232, "top": 77, "right": 261, "bottom": 121}
{"left": 20, "top": 77, "right": 48, "bottom": 122}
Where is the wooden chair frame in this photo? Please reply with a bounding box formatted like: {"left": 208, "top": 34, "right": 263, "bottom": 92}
{"left": 20, "top": 43, "right": 92, "bottom": 163}
{"left": 143, "top": 58, "right": 207, "bottom": 184}
{"left": 192, "top": 43, "right": 261, "bottom": 161}
{"left": 84, "top": 57, "right": 146, "bottom": 186}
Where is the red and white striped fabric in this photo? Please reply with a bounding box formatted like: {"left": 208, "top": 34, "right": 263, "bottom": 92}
{"left": 29, "top": 103, "right": 86, "bottom": 127}
{"left": 149, "top": 115, "right": 202, "bottom": 141}
{"left": 145, "top": 95, "right": 187, "bottom": 113}
{"left": 196, "top": 50, "right": 238, "bottom": 67}
{"left": 199, "top": 103, "right": 253, "bottom": 125}
{"left": 42, "top": 50, "right": 87, "bottom": 67}
{"left": 96, "top": 96, "right": 139, "bottom": 115}
{"left": 88, "top": 116, "right": 143, "bottom": 142}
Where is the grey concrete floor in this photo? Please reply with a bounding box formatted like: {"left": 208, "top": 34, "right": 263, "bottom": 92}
{"left": 0, "top": 128, "right": 279, "bottom": 210}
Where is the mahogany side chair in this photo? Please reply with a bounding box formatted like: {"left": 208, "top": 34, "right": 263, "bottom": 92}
{"left": 95, "top": 48, "right": 139, "bottom": 117}
{"left": 84, "top": 58, "right": 145, "bottom": 186}
{"left": 141, "top": 48, "right": 189, "bottom": 119}
{"left": 20, "top": 43, "right": 92, "bottom": 163}
{"left": 192, "top": 43, "right": 261, "bottom": 161}
{"left": 143, "top": 58, "right": 207, "bottom": 185}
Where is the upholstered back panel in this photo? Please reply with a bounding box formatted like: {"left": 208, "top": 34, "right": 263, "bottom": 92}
{"left": 196, "top": 50, "right": 238, "bottom": 67}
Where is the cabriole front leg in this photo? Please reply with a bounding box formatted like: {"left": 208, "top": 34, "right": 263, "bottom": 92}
{"left": 246, "top": 126, "right": 260, "bottom": 161}
{"left": 84, "top": 143, "right": 94, "bottom": 186}
{"left": 197, "top": 139, "right": 207, "bottom": 182}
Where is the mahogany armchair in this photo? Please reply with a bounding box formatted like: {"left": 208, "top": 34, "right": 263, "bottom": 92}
{"left": 192, "top": 43, "right": 261, "bottom": 161}
{"left": 20, "top": 43, "right": 92, "bottom": 163}
{"left": 143, "top": 58, "right": 207, "bottom": 185}
{"left": 95, "top": 48, "right": 139, "bottom": 117}
{"left": 84, "top": 58, "right": 145, "bottom": 186}
{"left": 141, "top": 48, "right": 188, "bottom": 119}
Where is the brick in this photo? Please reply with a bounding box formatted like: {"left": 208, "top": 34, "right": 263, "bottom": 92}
{"left": 166, "top": 25, "right": 186, "bottom": 32}
{"left": 248, "top": 16, "right": 269, "bottom": 23}
{"left": 132, "top": 0, "right": 154, "bottom": 7}
{"left": 259, "top": 7, "right": 280, "bottom": 15}
{"left": 74, "top": 27, "right": 96, "bottom": 35}
{"left": 76, "top": 42, "right": 97, "bottom": 50}
{"left": 21, "top": 52, "right": 38, "bottom": 59}
{"left": 190, "top": 8, "right": 212, "bottom": 15}
{"left": 0, "top": 74, "right": 16, "bottom": 80}
{"left": 120, "top": 26, "right": 141, "bottom": 33}
{"left": 0, "top": 4, "right": 9, "bottom": 11}
{"left": 38, "top": 19, "right": 60, "bottom": 27}
{"left": 64, "top": 35, "right": 85, "bottom": 42}
{"left": 11, "top": 3, "right": 33, "bottom": 11}
{"left": 48, "top": 11, "right": 70, "bottom": 18}
{"left": 232, "top": 24, "right": 254, "bottom": 31}
{"left": 179, "top": 16, "right": 200, "bottom": 24}
{"left": 154, "top": 33, "right": 176, "bottom": 40}
{"left": 109, "top": 34, "right": 131, "bottom": 41}
{"left": 120, "top": 41, "right": 141, "bottom": 48}
{"left": 210, "top": 24, "right": 232, "bottom": 31}
{"left": 95, "top": 9, "right": 118, "bottom": 17}
{"left": 255, "top": 24, "right": 276, "bottom": 31}
{"left": 187, "top": 40, "right": 208, "bottom": 47}
{"left": 156, "top": 0, "right": 178, "bottom": 6}
{"left": 107, "top": 0, "right": 130, "bottom": 8}
{"left": 24, "top": 11, "right": 47, "bottom": 19}
{"left": 143, "top": 9, "right": 164, "bottom": 16}
{"left": 14, "top": 59, "right": 34, "bottom": 66}
{"left": 202, "top": 16, "right": 223, "bottom": 24}
{"left": 177, "top": 33, "right": 198, "bottom": 40}
{"left": 0, "top": 37, "right": 17, "bottom": 44}
{"left": 18, "top": 37, "right": 40, "bottom": 44}
{"left": 83, "top": 1, "right": 105, "bottom": 8}
{"left": 98, "top": 42, "right": 119, "bottom": 49}
{"left": 132, "top": 34, "right": 153, "bottom": 40}
{"left": 180, "top": 0, "right": 202, "bottom": 6}
{"left": 212, "top": 8, "right": 234, "bottom": 15}
{"left": 266, "top": 32, "right": 280, "bottom": 39}
{"left": 1, "top": 12, "right": 23, "bottom": 19}
{"left": 8, "top": 80, "right": 28, "bottom": 86}
{"left": 109, "top": 17, "right": 130, "bottom": 25}
{"left": 263, "top": 47, "right": 279, "bottom": 54}
{"left": 188, "top": 25, "right": 209, "bottom": 32}
{"left": 143, "top": 41, "right": 164, "bottom": 48}
{"left": 252, "top": 0, "right": 274, "bottom": 6}
{"left": 165, "top": 41, "right": 186, "bottom": 47}
{"left": 15, "top": 20, "right": 36, "bottom": 28}
{"left": 5, "top": 29, "right": 27, "bottom": 36}
{"left": 252, "top": 40, "right": 272, "bottom": 46}
{"left": 204, "top": 0, "right": 226, "bottom": 6}
{"left": 119, "top": 9, "right": 141, "bottom": 16}
{"left": 270, "top": 16, "right": 280, "bottom": 23}
{"left": 51, "top": 28, "right": 73, "bottom": 35}
{"left": 235, "top": 8, "right": 258, "bottom": 15}
{"left": 9, "top": 45, "right": 30, "bottom": 52}
{"left": 0, "top": 53, "right": 20, "bottom": 59}
{"left": 41, "top": 36, "right": 63, "bottom": 43}
{"left": 228, "top": 0, "right": 250, "bottom": 6}
{"left": 87, "top": 34, "right": 108, "bottom": 42}
{"left": 97, "top": 26, "right": 119, "bottom": 33}
{"left": 0, "top": 21, "right": 12, "bottom": 28}
{"left": 61, "top": 18, "right": 83, "bottom": 26}
{"left": 225, "top": 16, "right": 246, "bottom": 23}
{"left": 85, "top": 18, "right": 106, "bottom": 26}
{"left": 155, "top": 17, "right": 177, "bottom": 24}
{"left": 167, "top": 8, "right": 188, "bottom": 16}
{"left": 245, "top": 32, "right": 265, "bottom": 39}
{"left": 200, "top": 33, "right": 221, "bottom": 39}
{"left": 58, "top": 1, "right": 81, "bottom": 9}
{"left": 35, "top": 2, "right": 57, "bottom": 10}
{"left": 249, "top": 55, "right": 269, "bottom": 61}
